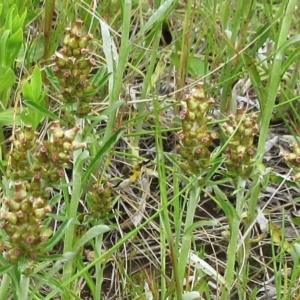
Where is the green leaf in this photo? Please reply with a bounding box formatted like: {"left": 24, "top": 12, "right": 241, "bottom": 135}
{"left": 73, "top": 225, "right": 110, "bottom": 253}
{"left": 0, "top": 265, "right": 14, "bottom": 276}
{"left": 31, "top": 65, "right": 42, "bottom": 100}
{"left": 0, "top": 68, "right": 15, "bottom": 91}
{"left": 6, "top": 27, "right": 23, "bottom": 65}
{"left": 42, "top": 218, "right": 74, "bottom": 252}
{"left": 23, "top": 100, "right": 57, "bottom": 120}
{"left": 277, "top": 34, "right": 300, "bottom": 56}
{"left": 212, "top": 185, "right": 238, "bottom": 225}
{"left": 13, "top": 9, "right": 27, "bottom": 33}
{"left": 84, "top": 100, "right": 124, "bottom": 135}
{"left": 0, "top": 108, "right": 20, "bottom": 125}
{"left": 187, "top": 56, "right": 206, "bottom": 77}
{"left": 88, "top": 66, "right": 110, "bottom": 87}
{"left": 4, "top": 6, "right": 15, "bottom": 31}
{"left": 22, "top": 81, "right": 33, "bottom": 101}
{"left": 81, "top": 128, "right": 124, "bottom": 186}
{"left": 137, "top": 0, "right": 175, "bottom": 37}
{"left": 248, "top": 23, "right": 271, "bottom": 53}
{"left": 44, "top": 66, "right": 61, "bottom": 93}
{"left": 0, "top": 30, "right": 10, "bottom": 67}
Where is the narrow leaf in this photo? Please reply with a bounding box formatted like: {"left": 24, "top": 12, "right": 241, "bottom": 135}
{"left": 137, "top": 0, "right": 175, "bottom": 37}
{"left": 73, "top": 225, "right": 110, "bottom": 253}
{"left": 43, "top": 218, "right": 74, "bottom": 252}
{"left": 0, "top": 68, "right": 15, "bottom": 91}
{"left": 23, "top": 100, "right": 59, "bottom": 121}
{"left": 0, "top": 108, "right": 20, "bottom": 125}
{"left": 31, "top": 65, "right": 42, "bottom": 99}
{"left": 81, "top": 128, "right": 124, "bottom": 186}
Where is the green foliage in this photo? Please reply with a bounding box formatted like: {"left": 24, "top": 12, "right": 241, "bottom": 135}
{"left": 0, "top": 0, "right": 299, "bottom": 299}
{"left": 0, "top": 5, "right": 26, "bottom": 97}
{"left": 21, "top": 66, "right": 46, "bottom": 128}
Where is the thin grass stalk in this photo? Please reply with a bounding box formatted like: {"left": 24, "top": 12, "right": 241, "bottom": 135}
{"left": 153, "top": 98, "right": 182, "bottom": 300}
{"left": 220, "top": 215, "right": 240, "bottom": 299}
{"left": 94, "top": 235, "right": 105, "bottom": 300}
{"left": 62, "top": 145, "right": 84, "bottom": 300}
{"left": 175, "top": 0, "right": 193, "bottom": 102}
{"left": 240, "top": 1, "right": 298, "bottom": 298}
{"left": 177, "top": 184, "right": 201, "bottom": 286}
{"left": 219, "top": 0, "right": 254, "bottom": 115}
{"left": 103, "top": 0, "right": 132, "bottom": 142}
{"left": 219, "top": 176, "right": 246, "bottom": 299}
{"left": 173, "top": 166, "right": 181, "bottom": 249}
{"left": 134, "top": 25, "right": 162, "bottom": 150}
{"left": 245, "top": 0, "right": 297, "bottom": 254}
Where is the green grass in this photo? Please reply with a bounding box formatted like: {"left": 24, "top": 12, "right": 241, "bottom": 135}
{"left": 0, "top": 0, "right": 300, "bottom": 299}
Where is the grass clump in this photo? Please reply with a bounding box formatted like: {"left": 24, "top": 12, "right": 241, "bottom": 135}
{"left": 0, "top": 0, "right": 300, "bottom": 299}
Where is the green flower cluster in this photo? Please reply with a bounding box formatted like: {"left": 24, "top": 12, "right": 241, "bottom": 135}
{"left": 281, "top": 143, "right": 300, "bottom": 182}
{"left": 87, "top": 183, "right": 114, "bottom": 219}
{"left": 177, "top": 85, "right": 218, "bottom": 173}
{"left": 222, "top": 108, "right": 259, "bottom": 177}
{"left": 52, "top": 19, "right": 96, "bottom": 117}
{"left": 1, "top": 121, "right": 86, "bottom": 263}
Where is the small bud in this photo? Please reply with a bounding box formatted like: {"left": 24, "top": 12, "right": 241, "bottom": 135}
{"left": 64, "top": 125, "right": 80, "bottom": 141}
{"left": 26, "top": 235, "right": 36, "bottom": 244}
{"left": 71, "top": 141, "right": 87, "bottom": 150}
{"left": 186, "top": 99, "right": 198, "bottom": 111}
{"left": 80, "top": 48, "right": 89, "bottom": 55}
{"left": 1, "top": 211, "right": 18, "bottom": 225}
{"left": 51, "top": 121, "right": 64, "bottom": 138}
{"left": 14, "top": 181, "right": 27, "bottom": 202}
{"left": 40, "top": 228, "right": 53, "bottom": 242}
{"left": 4, "top": 199, "right": 21, "bottom": 211}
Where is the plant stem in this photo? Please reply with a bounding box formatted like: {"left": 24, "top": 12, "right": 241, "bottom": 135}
{"left": 17, "top": 274, "right": 29, "bottom": 300}
{"left": 134, "top": 25, "right": 161, "bottom": 152}
{"left": 62, "top": 123, "right": 84, "bottom": 300}
{"left": 103, "top": 0, "right": 131, "bottom": 142}
{"left": 94, "top": 235, "right": 104, "bottom": 300}
{"left": 0, "top": 274, "right": 10, "bottom": 300}
{"left": 220, "top": 177, "right": 246, "bottom": 299}
{"left": 178, "top": 184, "right": 201, "bottom": 284}
{"left": 154, "top": 98, "right": 182, "bottom": 300}
{"left": 175, "top": 0, "right": 193, "bottom": 102}
{"left": 246, "top": 0, "right": 297, "bottom": 244}
{"left": 243, "top": 0, "right": 298, "bottom": 297}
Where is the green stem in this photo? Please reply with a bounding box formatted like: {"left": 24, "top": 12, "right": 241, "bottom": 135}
{"left": 247, "top": 0, "right": 297, "bottom": 241}
{"left": 220, "top": 177, "right": 246, "bottom": 300}
{"left": 154, "top": 98, "right": 182, "bottom": 299}
{"left": 134, "top": 25, "right": 162, "bottom": 151}
{"left": 62, "top": 124, "right": 84, "bottom": 300}
{"left": 242, "top": 1, "right": 298, "bottom": 298}
{"left": 17, "top": 274, "right": 29, "bottom": 300}
{"left": 176, "top": 0, "right": 193, "bottom": 101}
{"left": 178, "top": 184, "right": 200, "bottom": 276}
{"left": 94, "top": 235, "right": 104, "bottom": 300}
{"left": 103, "top": 0, "right": 131, "bottom": 142}
{"left": 0, "top": 274, "right": 10, "bottom": 300}
{"left": 220, "top": 218, "right": 240, "bottom": 300}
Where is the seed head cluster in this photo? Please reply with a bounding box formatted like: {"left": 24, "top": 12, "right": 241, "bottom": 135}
{"left": 222, "top": 108, "right": 259, "bottom": 177}
{"left": 1, "top": 121, "right": 86, "bottom": 264}
{"left": 51, "top": 19, "right": 96, "bottom": 117}
{"left": 177, "top": 85, "right": 218, "bottom": 173}
{"left": 87, "top": 183, "right": 114, "bottom": 220}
